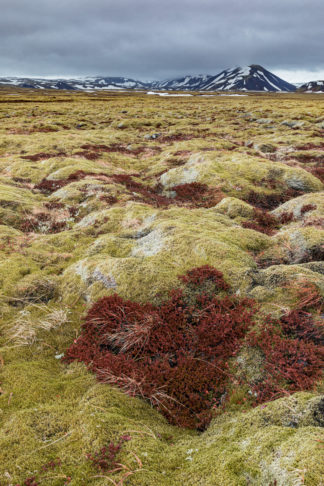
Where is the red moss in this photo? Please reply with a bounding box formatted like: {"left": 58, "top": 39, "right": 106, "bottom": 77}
{"left": 21, "top": 152, "right": 66, "bottom": 162}
{"left": 86, "top": 437, "right": 129, "bottom": 472}
{"left": 279, "top": 211, "right": 294, "bottom": 224}
{"left": 173, "top": 182, "right": 208, "bottom": 200}
{"left": 64, "top": 267, "right": 255, "bottom": 429}
{"left": 16, "top": 478, "right": 39, "bottom": 486}
{"left": 246, "top": 311, "right": 324, "bottom": 403}
{"left": 178, "top": 264, "right": 229, "bottom": 290}
{"left": 242, "top": 208, "right": 279, "bottom": 235}
{"left": 110, "top": 174, "right": 171, "bottom": 208}
{"left": 244, "top": 188, "right": 303, "bottom": 210}
{"left": 34, "top": 179, "right": 67, "bottom": 194}
{"left": 172, "top": 182, "right": 223, "bottom": 208}
{"left": 309, "top": 167, "right": 324, "bottom": 183}
{"left": 300, "top": 204, "right": 317, "bottom": 214}
{"left": 41, "top": 458, "right": 62, "bottom": 472}
{"left": 64, "top": 266, "right": 323, "bottom": 428}
{"left": 20, "top": 212, "right": 67, "bottom": 233}
{"left": 159, "top": 133, "right": 194, "bottom": 143}
{"left": 80, "top": 143, "right": 110, "bottom": 151}
{"left": 74, "top": 151, "right": 100, "bottom": 160}
{"left": 20, "top": 205, "right": 78, "bottom": 234}
{"left": 32, "top": 127, "right": 58, "bottom": 133}
{"left": 80, "top": 143, "right": 148, "bottom": 156}
{"left": 44, "top": 201, "right": 65, "bottom": 210}
{"left": 280, "top": 310, "right": 324, "bottom": 345}
{"left": 34, "top": 170, "right": 108, "bottom": 194}
{"left": 296, "top": 143, "right": 324, "bottom": 150}
{"left": 99, "top": 194, "right": 118, "bottom": 205}
{"left": 302, "top": 217, "right": 324, "bottom": 228}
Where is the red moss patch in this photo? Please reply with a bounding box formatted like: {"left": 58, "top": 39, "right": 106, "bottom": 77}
{"left": 20, "top": 212, "right": 67, "bottom": 233}
{"left": 242, "top": 208, "right": 279, "bottom": 235}
{"left": 301, "top": 204, "right": 317, "bottom": 214}
{"left": 246, "top": 310, "right": 324, "bottom": 403}
{"left": 34, "top": 170, "right": 110, "bottom": 194}
{"left": 64, "top": 267, "right": 255, "bottom": 429}
{"left": 309, "top": 167, "right": 324, "bottom": 183}
{"left": 110, "top": 174, "right": 171, "bottom": 208}
{"left": 74, "top": 151, "right": 100, "bottom": 160}
{"left": 86, "top": 436, "right": 130, "bottom": 472}
{"left": 99, "top": 194, "right": 118, "bottom": 205}
{"left": 20, "top": 205, "right": 78, "bottom": 234}
{"left": 34, "top": 179, "right": 67, "bottom": 194}
{"left": 244, "top": 188, "right": 303, "bottom": 210}
{"left": 159, "top": 133, "right": 195, "bottom": 143}
{"left": 172, "top": 182, "right": 224, "bottom": 208}
{"left": 279, "top": 211, "right": 294, "bottom": 224}
{"left": 64, "top": 265, "right": 323, "bottom": 429}
{"left": 21, "top": 152, "right": 66, "bottom": 162}
{"left": 16, "top": 477, "right": 39, "bottom": 486}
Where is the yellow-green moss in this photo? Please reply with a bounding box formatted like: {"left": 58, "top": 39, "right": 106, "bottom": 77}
{"left": 1, "top": 88, "right": 324, "bottom": 485}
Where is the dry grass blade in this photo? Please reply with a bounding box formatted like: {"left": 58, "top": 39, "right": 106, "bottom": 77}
{"left": 107, "top": 314, "right": 154, "bottom": 354}
{"left": 7, "top": 306, "right": 70, "bottom": 345}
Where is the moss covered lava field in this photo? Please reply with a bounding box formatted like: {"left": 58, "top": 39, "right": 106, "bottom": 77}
{"left": 0, "top": 87, "right": 323, "bottom": 485}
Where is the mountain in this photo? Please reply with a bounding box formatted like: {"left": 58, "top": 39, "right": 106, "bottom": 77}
{"left": 152, "top": 65, "right": 296, "bottom": 92}
{"left": 298, "top": 80, "right": 324, "bottom": 93}
{"left": 0, "top": 65, "right": 296, "bottom": 92}
{"left": 201, "top": 65, "right": 296, "bottom": 92}
{"left": 0, "top": 76, "right": 148, "bottom": 91}
{"left": 150, "top": 74, "right": 213, "bottom": 90}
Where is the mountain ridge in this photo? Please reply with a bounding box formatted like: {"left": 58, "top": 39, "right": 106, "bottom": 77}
{"left": 298, "top": 80, "right": 324, "bottom": 93}
{"left": 0, "top": 65, "right": 297, "bottom": 92}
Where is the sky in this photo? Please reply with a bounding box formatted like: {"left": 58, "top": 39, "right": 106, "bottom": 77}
{"left": 1, "top": 0, "right": 324, "bottom": 83}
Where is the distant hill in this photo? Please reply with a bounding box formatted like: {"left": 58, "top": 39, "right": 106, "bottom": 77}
{"left": 0, "top": 76, "right": 148, "bottom": 91}
{"left": 298, "top": 80, "right": 324, "bottom": 93}
{"left": 0, "top": 65, "right": 297, "bottom": 92}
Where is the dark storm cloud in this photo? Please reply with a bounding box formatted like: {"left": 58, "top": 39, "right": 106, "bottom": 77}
{"left": 1, "top": 0, "right": 324, "bottom": 80}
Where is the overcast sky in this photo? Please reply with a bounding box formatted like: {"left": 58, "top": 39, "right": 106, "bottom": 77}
{"left": 1, "top": 0, "right": 324, "bottom": 82}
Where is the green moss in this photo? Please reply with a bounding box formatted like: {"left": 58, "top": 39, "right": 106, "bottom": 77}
{"left": 214, "top": 197, "right": 255, "bottom": 219}
{"left": 272, "top": 192, "right": 324, "bottom": 222}
{"left": 159, "top": 151, "right": 323, "bottom": 196}
{"left": 1, "top": 89, "right": 324, "bottom": 485}
{"left": 61, "top": 204, "right": 270, "bottom": 303}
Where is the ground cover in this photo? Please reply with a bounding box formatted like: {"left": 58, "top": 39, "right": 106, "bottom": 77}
{"left": 0, "top": 87, "right": 323, "bottom": 485}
